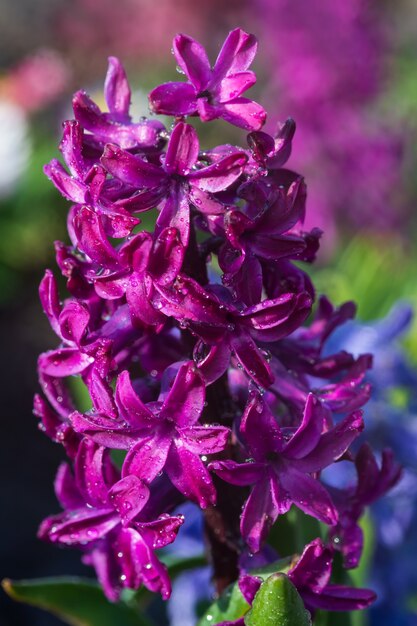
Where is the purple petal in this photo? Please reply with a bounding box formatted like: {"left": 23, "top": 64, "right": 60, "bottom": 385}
{"left": 229, "top": 329, "right": 274, "bottom": 389}
{"left": 293, "top": 411, "right": 364, "bottom": 473}
{"left": 241, "top": 475, "right": 285, "bottom": 553}
{"left": 148, "top": 81, "right": 198, "bottom": 116}
{"left": 240, "top": 392, "right": 283, "bottom": 459}
{"left": 104, "top": 57, "right": 131, "bottom": 119}
{"left": 75, "top": 439, "right": 111, "bottom": 507}
{"left": 39, "top": 270, "right": 61, "bottom": 336}
{"left": 213, "top": 29, "right": 258, "bottom": 80}
{"left": 173, "top": 33, "right": 211, "bottom": 91}
{"left": 109, "top": 475, "right": 149, "bottom": 525}
{"left": 165, "top": 445, "right": 216, "bottom": 508}
{"left": 280, "top": 469, "right": 338, "bottom": 526}
{"left": 189, "top": 152, "right": 247, "bottom": 193}
{"left": 59, "top": 120, "right": 88, "bottom": 179}
{"left": 160, "top": 362, "right": 205, "bottom": 427}
{"left": 155, "top": 184, "right": 190, "bottom": 246}
{"left": 44, "top": 159, "right": 87, "bottom": 203}
{"left": 122, "top": 431, "right": 172, "bottom": 483}
{"left": 38, "top": 348, "right": 93, "bottom": 377}
{"left": 129, "top": 529, "right": 172, "bottom": 599}
{"left": 72, "top": 207, "right": 120, "bottom": 269}
{"left": 69, "top": 411, "right": 141, "bottom": 449}
{"left": 215, "top": 71, "right": 257, "bottom": 101}
{"left": 115, "top": 370, "right": 156, "bottom": 428}
{"left": 209, "top": 460, "right": 264, "bottom": 486}
{"left": 284, "top": 394, "right": 326, "bottom": 459}
{"left": 303, "top": 585, "right": 376, "bottom": 612}
{"left": 220, "top": 98, "right": 266, "bottom": 131}
{"left": 180, "top": 425, "right": 229, "bottom": 455}
{"left": 101, "top": 143, "right": 167, "bottom": 188}
{"left": 39, "top": 507, "right": 118, "bottom": 545}
{"left": 54, "top": 463, "right": 83, "bottom": 510}
{"left": 194, "top": 341, "right": 231, "bottom": 384}
{"left": 288, "top": 539, "right": 332, "bottom": 593}
{"left": 138, "top": 514, "right": 184, "bottom": 550}
{"left": 148, "top": 227, "right": 185, "bottom": 286}
{"left": 58, "top": 301, "right": 90, "bottom": 345}
{"left": 238, "top": 574, "right": 262, "bottom": 605}
{"left": 164, "top": 122, "right": 199, "bottom": 176}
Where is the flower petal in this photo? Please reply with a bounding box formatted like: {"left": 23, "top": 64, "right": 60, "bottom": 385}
{"left": 104, "top": 57, "right": 131, "bottom": 119}
{"left": 164, "top": 122, "right": 199, "bottom": 176}
{"left": 180, "top": 425, "right": 229, "bottom": 455}
{"left": 160, "top": 362, "right": 205, "bottom": 427}
{"left": 213, "top": 29, "right": 258, "bottom": 80}
{"left": 173, "top": 33, "right": 211, "bottom": 91}
{"left": 148, "top": 81, "right": 198, "bottom": 116}
{"left": 280, "top": 469, "right": 338, "bottom": 526}
{"left": 109, "top": 475, "right": 149, "bottom": 525}
{"left": 166, "top": 445, "right": 216, "bottom": 508}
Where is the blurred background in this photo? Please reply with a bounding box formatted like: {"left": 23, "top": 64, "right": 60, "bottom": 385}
{"left": 1, "top": 1, "right": 417, "bottom": 625}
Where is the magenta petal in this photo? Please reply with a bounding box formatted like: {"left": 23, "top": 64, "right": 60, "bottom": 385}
{"left": 54, "top": 463, "right": 83, "bottom": 510}
{"left": 122, "top": 431, "right": 172, "bottom": 483}
{"left": 38, "top": 348, "right": 93, "bottom": 377}
{"left": 229, "top": 330, "right": 274, "bottom": 389}
{"left": 213, "top": 29, "right": 258, "bottom": 80}
{"left": 238, "top": 574, "right": 262, "bottom": 605}
{"left": 40, "top": 508, "right": 118, "bottom": 545}
{"left": 284, "top": 394, "right": 326, "bottom": 459}
{"left": 160, "top": 362, "right": 205, "bottom": 427}
{"left": 241, "top": 293, "right": 297, "bottom": 330}
{"left": 73, "top": 207, "right": 120, "bottom": 270}
{"left": 59, "top": 120, "right": 88, "bottom": 179}
{"left": 164, "top": 122, "right": 199, "bottom": 176}
{"left": 115, "top": 370, "right": 155, "bottom": 428}
{"left": 75, "top": 440, "right": 110, "bottom": 507}
{"left": 59, "top": 301, "right": 90, "bottom": 345}
{"left": 148, "top": 81, "right": 198, "bottom": 116}
{"left": 101, "top": 143, "right": 167, "bottom": 188}
{"left": 130, "top": 529, "right": 172, "bottom": 599}
{"left": 189, "top": 152, "right": 247, "bottom": 193}
{"left": 70, "top": 411, "right": 141, "bottom": 449}
{"left": 104, "top": 57, "right": 131, "bottom": 119}
{"left": 39, "top": 270, "right": 61, "bottom": 336}
{"left": 281, "top": 469, "right": 338, "bottom": 526}
{"left": 303, "top": 585, "right": 376, "bottom": 612}
{"left": 194, "top": 341, "right": 231, "bottom": 384}
{"left": 293, "top": 411, "right": 364, "bottom": 473}
{"left": 44, "top": 159, "right": 87, "bottom": 204}
{"left": 180, "top": 425, "right": 229, "bottom": 454}
{"left": 126, "top": 273, "right": 164, "bottom": 327}
{"left": 209, "top": 460, "right": 264, "bottom": 486}
{"left": 165, "top": 444, "right": 216, "bottom": 508}
{"left": 241, "top": 392, "right": 283, "bottom": 459}
{"left": 138, "top": 514, "right": 184, "bottom": 550}
{"left": 173, "top": 33, "right": 211, "bottom": 90}
{"left": 240, "top": 476, "right": 281, "bottom": 553}
{"left": 109, "top": 475, "right": 149, "bottom": 525}
{"left": 215, "top": 71, "right": 257, "bottom": 101}
{"left": 220, "top": 98, "right": 266, "bottom": 131}
{"left": 289, "top": 539, "right": 332, "bottom": 593}
{"left": 156, "top": 184, "right": 190, "bottom": 246}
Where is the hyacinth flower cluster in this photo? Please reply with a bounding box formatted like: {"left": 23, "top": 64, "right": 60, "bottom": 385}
{"left": 34, "top": 29, "right": 401, "bottom": 621}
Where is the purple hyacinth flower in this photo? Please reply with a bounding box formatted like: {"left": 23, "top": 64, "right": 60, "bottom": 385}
{"left": 73, "top": 56, "right": 165, "bottom": 151}
{"left": 101, "top": 121, "right": 247, "bottom": 244}
{"left": 70, "top": 362, "right": 229, "bottom": 508}
{"left": 38, "top": 439, "right": 183, "bottom": 600}
{"left": 211, "top": 392, "right": 363, "bottom": 552}
{"left": 288, "top": 538, "right": 376, "bottom": 612}
{"left": 149, "top": 29, "right": 266, "bottom": 130}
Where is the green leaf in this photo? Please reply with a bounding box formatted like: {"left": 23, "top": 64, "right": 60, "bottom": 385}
{"left": 2, "top": 577, "right": 152, "bottom": 626}
{"left": 245, "top": 573, "right": 312, "bottom": 626}
{"left": 197, "top": 580, "right": 250, "bottom": 626}
{"left": 197, "top": 558, "right": 294, "bottom": 626}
